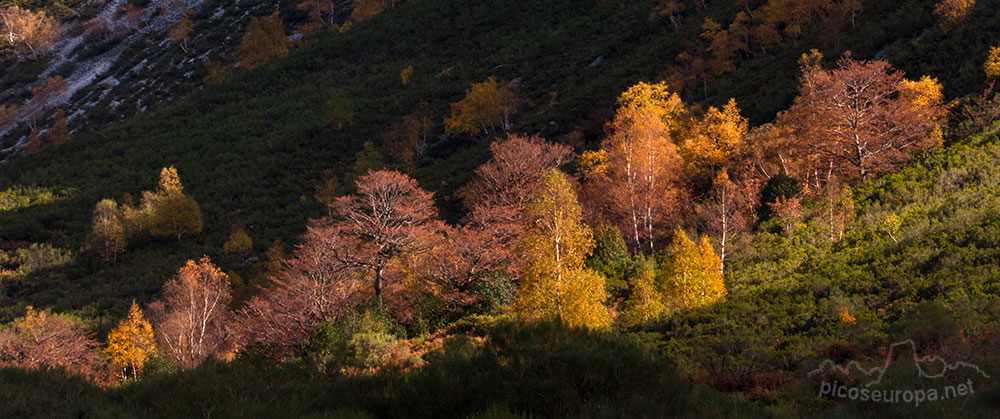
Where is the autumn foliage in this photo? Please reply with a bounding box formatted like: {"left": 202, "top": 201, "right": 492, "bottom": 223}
{"left": 659, "top": 230, "right": 726, "bottom": 311}
{"left": 236, "top": 227, "right": 366, "bottom": 357}
{"left": 104, "top": 301, "right": 155, "bottom": 380}
{"left": 234, "top": 12, "right": 292, "bottom": 70}
{"left": 149, "top": 257, "right": 233, "bottom": 369}
{"left": 582, "top": 81, "right": 686, "bottom": 253}
{"left": 445, "top": 77, "right": 520, "bottom": 136}
{"left": 516, "top": 169, "right": 611, "bottom": 329}
{"left": 0, "top": 307, "right": 99, "bottom": 378}
{"left": 782, "top": 52, "right": 944, "bottom": 182}
{"left": 0, "top": 6, "right": 61, "bottom": 59}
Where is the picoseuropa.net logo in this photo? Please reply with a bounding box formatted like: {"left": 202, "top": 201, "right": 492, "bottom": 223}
{"left": 808, "top": 339, "right": 991, "bottom": 407}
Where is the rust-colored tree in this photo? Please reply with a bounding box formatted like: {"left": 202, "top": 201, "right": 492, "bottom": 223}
{"left": 467, "top": 134, "right": 574, "bottom": 211}
{"left": 148, "top": 257, "right": 233, "bottom": 369}
{"left": 0, "top": 307, "right": 99, "bottom": 378}
{"left": 695, "top": 171, "right": 758, "bottom": 273}
{"left": 328, "top": 170, "right": 443, "bottom": 301}
{"left": 46, "top": 108, "right": 70, "bottom": 145}
{"left": 349, "top": 0, "right": 401, "bottom": 24}
{"left": 784, "top": 52, "right": 943, "bottom": 182}
{"left": 0, "top": 6, "right": 61, "bottom": 59}
{"left": 236, "top": 226, "right": 366, "bottom": 358}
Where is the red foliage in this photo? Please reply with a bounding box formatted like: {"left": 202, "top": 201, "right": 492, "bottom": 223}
{"left": 466, "top": 134, "right": 574, "bottom": 211}
{"left": 235, "top": 225, "right": 367, "bottom": 358}
{"left": 786, "top": 54, "right": 941, "bottom": 181}
{"left": 0, "top": 307, "right": 100, "bottom": 379}
{"left": 330, "top": 170, "right": 443, "bottom": 300}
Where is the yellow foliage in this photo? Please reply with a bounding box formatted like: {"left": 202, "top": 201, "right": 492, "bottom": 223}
{"left": 157, "top": 166, "right": 184, "bottom": 196}
{"left": 933, "top": 0, "right": 975, "bottom": 33}
{"left": 400, "top": 65, "right": 414, "bottom": 86}
{"left": 837, "top": 307, "right": 856, "bottom": 324}
{"left": 223, "top": 224, "right": 253, "bottom": 255}
{"left": 145, "top": 167, "right": 202, "bottom": 240}
{"left": 985, "top": 46, "right": 1000, "bottom": 78}
{"left": 899, "top": 75, "right": 944, "bottom": 109}
{"left": 616, "top": 81, "right": 684, "bottom": 125}
{"left": 444, "top": 77, "right": 520, "bottom": 136}
{"left": 576, "top": 149, "right": 608, "bottom": 181}
{"left": 681, "top": 98, "right": 747, "bottom": 177}
{"left": 659, "top": 230, "right": 726, "bottom": 311}
{"left": 87, "top": 199, "right": 126, "bottom": 263}
{"left": 0, "top": 6, "right": 61, "bottom": 59}
{"left": 105, "top": 301, "right": 156, "bottom": 380}
{"left": 234, "top": 12, "right": 291, "bottom": 70}
{"left": 168, "top": 10, "right": 194, "bottom": 52}
{"left": 516, "top": 170, "right": 612, "bottom": 329}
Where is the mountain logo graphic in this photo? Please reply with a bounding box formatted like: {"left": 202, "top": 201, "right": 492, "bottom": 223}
{"left": 808, "top": 339, "right": 991, "bottom": 387}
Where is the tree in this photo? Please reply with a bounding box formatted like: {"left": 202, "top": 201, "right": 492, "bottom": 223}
{"left": 986, "top": 45, "right": 1000, "bottom": 78}
{"left": 143, "top": 167, "right": 202, "bottom": 240}
{"left": 659, "top": 230, "right": 726, "bottom": 311}
{"left": 329, "top": 170, "right": 443, "bottom": 301}
{"left": 0, "top": 104, "right": 19, "bottom": 131}
{"left": 223, "top": 223, "right": 253, "bottom": 256}
{"left": 444, "top": 77, "right": 520, "bottom": 136}
{"left": 234, "top": 12, "right": 291, "bottom": 69}
{"left": 785, "top": 53, "right": 943, "bottom": 181}
{"left": 516, "top": 169, "right": 612, "bottom": 329}
{"left": 933, "top": 0, "right": 975, "bottom": 33}
{"left": 349, "top": 0, "right": 400, "bottom": 24}
{"left": 297, "top": 0, "right": 336, "bottom": 34}
{"left": 400, "top": 64, "right": 414, "bottom": 86}
{"left": 349, "top": 141, "right": 383, "bottom": 185}
{"left": 680, "top": 98, "right": 747, "bottom": 182}
{"left": 87, "top": 199, "right": 126, "bottom": 263}
{"left": 696, "top": 172, "right": 756, "bottom": 274}
{"left": 423, "top": 210, "right": 519, "bottom": 305}
{"left": 149, "top": 257, "right": 233, "bottom": 369}
{"left": 619, "top": 258, "right": 665, "bottom": 328}
{"left": 21, "top": 128, "right": 41, "bottom": 155}
{"left": 0, "top": 6, "right": 61, "bottom": 59}
{"left": 588, "top": 81, "right": 686, "bottom": 253}
{"left": 46, "top": 108, "right": 70, "bottom": 145}
{"left": 168, "top": 10, "right": 194, "bottom": 53}
{"left": 325, "top": 88, "right": 355, "bottom": 130}
{"left": 0, "top": 307, "right": 99, "bottom": 378}
{"left": 236, "top": 227, "right": 366, "bottom": 358}
{"left": 105, "top": 301, "right": 155, "bottom": 381}
{"left": 466, "top": 134, "right": 574, "bottom": 211}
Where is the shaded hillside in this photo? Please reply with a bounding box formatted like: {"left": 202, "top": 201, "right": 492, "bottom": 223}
{"left": 0, "top": 0, "right": 996, "bottom": 327}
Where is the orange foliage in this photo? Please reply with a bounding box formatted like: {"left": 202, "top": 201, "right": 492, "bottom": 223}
{"left": 149, "top": 257, "right": 233, "bottom": 369}
{"left": 0, "top": 6, "right": 61, "bottom": 59}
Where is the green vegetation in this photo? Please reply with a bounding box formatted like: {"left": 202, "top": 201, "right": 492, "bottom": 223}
{"left": 0, "top": 321, "right": 766, "bottom": 418}
{"left": 2, "top": 0, "right": 1000, "bottom": 415}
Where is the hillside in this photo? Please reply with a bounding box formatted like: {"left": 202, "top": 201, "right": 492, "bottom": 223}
{"left": 2, "top": 0, "right": 1000, "bottom": 416}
